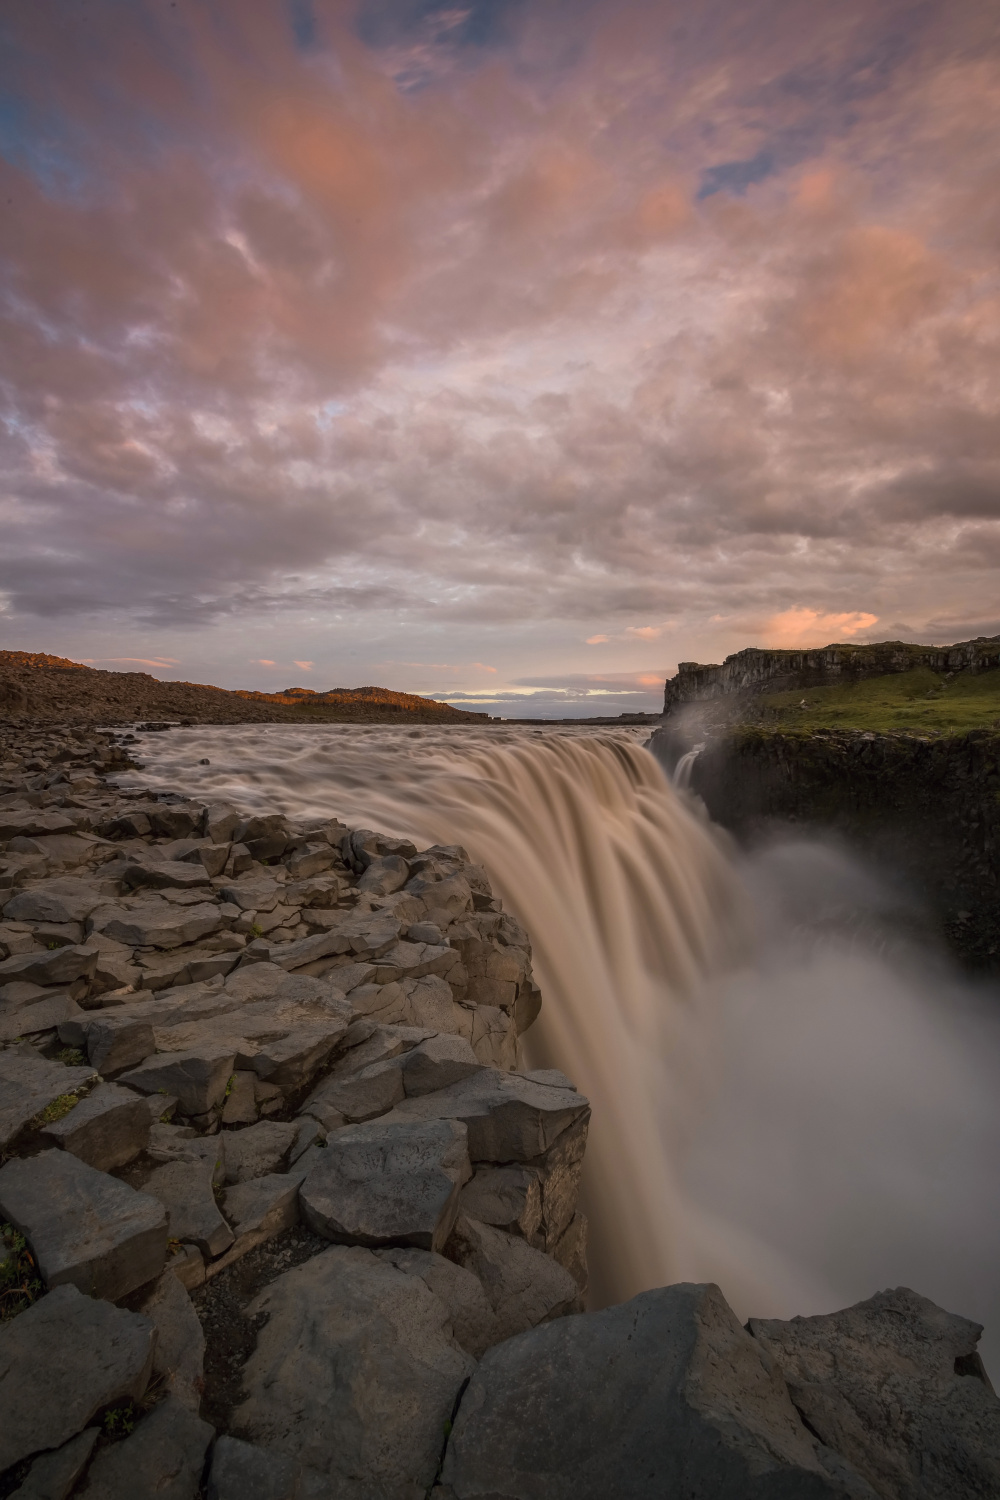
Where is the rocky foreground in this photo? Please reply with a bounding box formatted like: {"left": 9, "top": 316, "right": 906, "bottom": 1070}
{"left": 0, "top": 725, "right": 998, "bottom": 1498}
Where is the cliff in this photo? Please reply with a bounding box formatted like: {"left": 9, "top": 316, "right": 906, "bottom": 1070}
{"left": 664, "top": 636, "right": 1000, "bottom": 713}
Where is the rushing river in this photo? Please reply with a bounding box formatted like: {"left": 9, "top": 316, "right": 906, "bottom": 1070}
{"left": 121, "top": 722, "right": 1000, "bottom": 1372}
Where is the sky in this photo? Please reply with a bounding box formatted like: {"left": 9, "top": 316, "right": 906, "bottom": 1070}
{"left": 1, "top": 0, "right": 999, "bottom": 717}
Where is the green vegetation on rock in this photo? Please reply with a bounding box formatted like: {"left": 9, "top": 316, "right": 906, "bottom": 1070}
{"left": 754, "top": 666, "right": 1000, "bottom": 734}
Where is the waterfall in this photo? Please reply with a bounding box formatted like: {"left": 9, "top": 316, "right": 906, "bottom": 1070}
{"left": 126, "top": 724, "right": 1000, "bottom": 1366}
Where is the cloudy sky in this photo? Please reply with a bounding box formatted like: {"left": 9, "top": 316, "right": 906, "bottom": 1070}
{"left": 2, "top": 0, "right": 999, "bottom": 715}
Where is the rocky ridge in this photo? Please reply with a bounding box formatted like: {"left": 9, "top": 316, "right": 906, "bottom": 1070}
{"left": 0, "top": 724, "right": 997, "bottom": 1497}
{"left": 0, "top": 653, "right": 487, "bottom": 725}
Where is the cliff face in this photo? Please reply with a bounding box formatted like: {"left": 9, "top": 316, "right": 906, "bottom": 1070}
{"left": 663, "top": 637, "right": 1000, "bottom": 712}
{"left": 652, "top": 724, "right": 1000, "bottom": 971}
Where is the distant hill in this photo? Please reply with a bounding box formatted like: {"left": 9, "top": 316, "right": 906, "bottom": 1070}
{"left": 0, "top": 653, "right": 488, "bottom": 725}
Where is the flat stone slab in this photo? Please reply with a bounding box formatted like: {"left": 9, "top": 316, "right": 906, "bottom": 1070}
{"left": 223, "top": 1120, "right": 298, "bottom": 1183}
{"left": 302, "top": 1061, "right": 404, "bottom": 1125}
{"left": 210, "top": 1169, "right": 306, "bottom": 1274}
{"left": 118, "top": 1044, "right": 236, "bottom": 1115}
{"left": 144, "top": 1159, "right": 235, "bottom": 1260}
{"left": 0, "top": 991, "right": 85, "bottom": 1043}
{"left": 88, "top": 899, "right": 223, "bottom": 951}
{"left": 396, "top": 1033, "right": 483, "bottom": 1097}
{"left": 4, "top": 877, "right": 107, "bottom": 925}
{"left": 0, "top": 1282, "right": 155, "bottom": 1471}
{"left": 384, "top": 1068, "right": 590, "bottom": 1162}
{"left": 0, "top": 1051, "right": 98, "bottom": 1150}
{"left": 75, "top": 1394, "right": 214, "bottom": 1499}
{"left": 234, "top": 1245, "right": 474, "bottom": 1497}
{"left": 250, "top": 1021, "right": 348, "bottom": 1090}
{"left": 0, "top": 810, "right": 78, "bottom": 840}
{"left": 41, "top": 1081, "right": 152, "bottom": 1171}
{"left": 0, "top": 944, "right": 98, "bottom": 987}
{"left": 0, "top": 1149, "right": 167, "bottom": 1300}
{"left": 300, "top": 1117, "right": 471, "bottom": 1252}
{"left": 122, "top": 857, "right": 212, "bottom": 892}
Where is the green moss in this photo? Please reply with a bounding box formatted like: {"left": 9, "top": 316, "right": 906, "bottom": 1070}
{"left": 29, "top": 1092, "right": 80, "bottom": 1127}
{"left": 753, "top": 666, "right": 1000, "bottom": 734}
{"left": 56, "top": 1047, "right": 85, "bottom": 1067}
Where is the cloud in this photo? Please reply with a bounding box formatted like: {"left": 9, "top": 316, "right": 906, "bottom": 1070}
{"left": 762, "top": 609, "right": 880, "bottom": 648}
{"left": 0, "top": 0, "right": 996, "bottom": 684}
{"left": 293, "top": 660, "right": 314, "bottom": 670}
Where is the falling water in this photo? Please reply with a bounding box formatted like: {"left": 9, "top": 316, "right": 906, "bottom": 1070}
{"left": 124, "top": 723, "right": 1000, "bottom": 1369}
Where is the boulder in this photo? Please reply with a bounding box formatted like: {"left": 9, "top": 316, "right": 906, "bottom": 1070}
{"left": 301, "top": 1061, "right": 404, "bottom": 1126}
{"left": 749, "top": 1287, "right": 1000, "bottom": 1500}
{"left": 447, "top": 1215, "right": 579, "bottom": 1342}
{"left": 440, "top": 1282, "right": 877, "bottom": 1499}
{"left": 458, "top": 1164, "right": 543, "bottom": 1241}
{"left": 0, "top": 990, "right": 85, "bottom": 1042}
{"left": 4, "top": 877, "right": 106, "bottom": 925}
{"left": 118, "top": 1044, "right": 236, "bottom": 1115}
{"left": 0, "top": 810, "right": 78, "bottom": 840}
{"left": 357, "top": 854, "right": 410, "bottom": 895}
{"left": 147, "top": 1124, "right": 226, "bottom": 1184}
{"left": 206, "top": 1435, "right": 301, "bottom": 1500}
{"left": 234, "top": 1245, "right": 474, "bottom": 1497}
{"left": 221, "top": 1070, "right": 258, "bottom": 1124}
{"left": 384, "top": 1068, "right": 590, "bottom": 1162}
{"left": 250, "top": 1020, "right": 347, "bottom": 1090}
{"left": 139, "top": 1269, "right": 206, "bottom": 1412}
{"left": 144, "top": 1158, "right": 235, "bottom": 1259}
{"left": 76, "top": 1394, "right": 214, "bottom": 1499}
{"left": 41, "top": 1081, "right": 151, "bottom": 1171}
{"left": 396, "top": 1033, "right": 483, "bottom": 1096}
{"left": 300, "top": 1117, "right": 471, "bottom": 1252}
{"left": 0, "top": 1149, "right": 167, "bottom": 1300}
{"left": 81, "top": 1014, "right": 156, "bottom": 1076}
{"left": 10, "top": 1425, "right": 100, "bottom": 1500}
{"left": 223, "top": 1120, "right": 298, "bottom": 1183}
{"left": 87, "top": 900, "right": 223, "bottom": 950}
{"left": 214, "top": 1170, "right": 305, "bottom": 1269}
{"left": 121, "top": 857, "right": 212, "bottom": 892}
{"left": 0, "top": 944, "right": 98, "bottom": 987}
{"left": 377, "top": 1245, "right": 496, "bottom": 1359}
{"left": 0, "top": 1283, "right": 155, "bottom": 1470}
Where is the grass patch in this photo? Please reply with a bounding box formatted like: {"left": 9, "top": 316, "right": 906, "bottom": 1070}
{"left": 754, "top": 666, "right": 1000, "bottom": 734}
{"left": 0, "top": 1224, "right": 42, "bottom": 1320}
{"left": 29, "top": 1092, "right": 80, "bottom": 1128}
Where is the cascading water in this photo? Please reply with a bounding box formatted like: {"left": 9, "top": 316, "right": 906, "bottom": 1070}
{"left": 124, "top": 723, "right": 1000, "bottom": 1370}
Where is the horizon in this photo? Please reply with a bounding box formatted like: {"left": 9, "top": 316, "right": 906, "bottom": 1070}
{"left": 2, "top": 1, "right": 999, "bottom": 718}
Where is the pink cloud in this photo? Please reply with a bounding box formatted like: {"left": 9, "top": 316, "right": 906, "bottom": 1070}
{"left": 763, "top": 609, "right": 880, "bottom": 649}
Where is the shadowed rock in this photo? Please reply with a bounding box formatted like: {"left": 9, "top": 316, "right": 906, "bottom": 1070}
{"left": 0, "top": 1284, "right": 155, "bottom": 1471}
{"left": 0, "top": 1150, "right": 167, "bottom": 1300}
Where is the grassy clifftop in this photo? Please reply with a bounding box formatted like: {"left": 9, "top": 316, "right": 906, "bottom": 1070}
{"left": 754, "top": 665, "right": 1000, "bottom": 734}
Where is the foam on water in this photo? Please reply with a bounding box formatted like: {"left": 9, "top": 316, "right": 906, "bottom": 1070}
{"left": 124, "top": 723, "right": 1000, "bottom": 1370}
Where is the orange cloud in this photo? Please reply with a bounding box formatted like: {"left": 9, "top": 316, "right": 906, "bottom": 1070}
{"left": 586, "top": 634, "right": 609, "bottom": 644}
{"left": 625, "top": 625, "right": 663, "bottom": 640}
{"left": 763, "top": 608, "right": 879, "bottom": 648}
{"left": 293, "top": 660, "right": 313, "bottom": 670}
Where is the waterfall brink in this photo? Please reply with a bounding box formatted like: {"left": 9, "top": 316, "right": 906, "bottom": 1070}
{"left": 129, "top": 723, "right": 1000, "bottom": 1360}
{"left": 129, "top": 726, "right": 741, "bottom": 1304}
